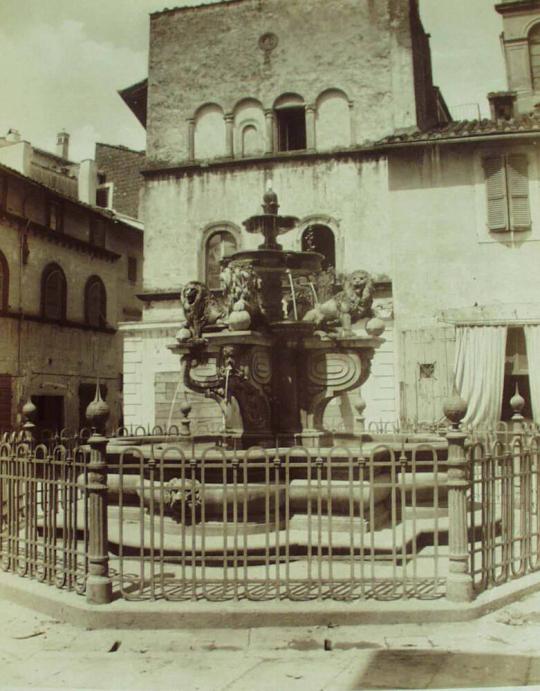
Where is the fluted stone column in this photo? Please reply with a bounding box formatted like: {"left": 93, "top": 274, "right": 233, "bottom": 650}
{"left": 187, "top": 118, "right": 195, "bottom": 162}
{"left": 264, "top": 110, "right": 274, "bottom": 154}
{"left": 444, "top": 394, "right": 473, "bottom": 603}
{"left": 85, "top": 386, "right": 112, "bottom": 605}
{"left": 225, "top": 113, "right": 234, "bottom": 158}
{"left": 305, "top": 105, "right": 316, "bottom": 150}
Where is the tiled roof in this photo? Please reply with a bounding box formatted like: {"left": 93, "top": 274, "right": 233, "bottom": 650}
{"left": 377, "top": 113, "right": 540, "bottom": 146}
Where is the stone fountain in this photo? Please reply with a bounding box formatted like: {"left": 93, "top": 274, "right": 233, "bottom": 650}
{"left": 169, "top": 187, "right": 386, "bottom": 448}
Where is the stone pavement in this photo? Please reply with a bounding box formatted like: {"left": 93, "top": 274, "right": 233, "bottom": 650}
{"left": 2, "top": 592, "right": 540, "bottom": 689}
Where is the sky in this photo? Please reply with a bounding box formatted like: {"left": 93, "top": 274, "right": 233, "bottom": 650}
{"left": 0, "top": 0, "right": 507, "bottom": 162}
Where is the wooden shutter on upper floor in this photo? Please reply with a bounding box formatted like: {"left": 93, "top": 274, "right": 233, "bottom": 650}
{"left": 484, "top": 156, "right": 508, "bottom": 232}
{"left": 507, "top": 154, "right": 531, "bottom": 230}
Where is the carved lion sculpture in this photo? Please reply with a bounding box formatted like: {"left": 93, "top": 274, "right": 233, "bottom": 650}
{"left": 303, "top": 270, "right": 375, "bottom": 333}
{"left": 178, "top": 281, "right": 226, "bottom": 340}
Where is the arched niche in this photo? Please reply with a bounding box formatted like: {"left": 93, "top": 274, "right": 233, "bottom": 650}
{"left": 199, "top": 222, "right": 242, "bottom": 290}
{"left": 301, "top": 224, "right": 336, "bottom": 270}
{"left": 316, "top": 89, "right": 351, "bottom": 150}
{"left": 233, "top": 99, "right": 265, "bottom": 157}
{"left": 194, "top": 103, "right": 226, "bottom": 159}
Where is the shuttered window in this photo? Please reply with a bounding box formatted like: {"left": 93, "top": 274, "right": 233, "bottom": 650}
{"left": 483, "top": 154, "right": 531, "bottom": 232}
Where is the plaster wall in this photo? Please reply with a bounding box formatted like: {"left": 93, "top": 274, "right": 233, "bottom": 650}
{"left": 143, "top": 156, "right": 391, "bottom": 296}
{"left": 147, "top": 0, "right": 418, "bottom": 163}
{"left": 389, "top": 142, "right": 540, "bottom": 328}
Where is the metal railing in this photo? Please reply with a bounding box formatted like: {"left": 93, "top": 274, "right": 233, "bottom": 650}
{"left": 111, "top": 443, "right": 446, "bottom": 601}
{"left": 1, "top": 417, "right": 539, "bottom": 605}
{"left": 469, "top": 434, "right": 540, "bottom": 592}
{"left": 0, "top": 440, "right": 89, "bottom": 593}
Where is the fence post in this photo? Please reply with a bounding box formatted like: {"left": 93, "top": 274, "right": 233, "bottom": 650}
{"left": 85, "top": 386, "right": 112, "bottom": 605}
{"left": 510, "top": 384, "right": 525, "bottom": 438}
{"left": 443, "top": 394, "right": 474, "bottom": 603}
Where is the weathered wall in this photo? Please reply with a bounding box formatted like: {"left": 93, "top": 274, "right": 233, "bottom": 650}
{"left": 143, "top": 155, "right": 391, "bottom": 295}
{"left": 147, "top": 0, "right": 418, "bottom": 163}
{"left": 0, "top": 169, "right": 143, "bottom": 430}
{"left": 389, "top": 142, "right": 540, "bottom": 326}
{"left": 95, "top": 143, "right": 145, "bottom": 220}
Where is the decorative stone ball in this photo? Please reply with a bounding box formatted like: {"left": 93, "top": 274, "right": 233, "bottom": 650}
{"left": 443, "top": 392, "right": 468, "bottom": 426}
{"left": 228, "top": 309, "right": 251, "bottom": 332}
{"left": 365, "top": 317, "right": 385, "bottom": 337}
{"left": 510, "top": 386, "right": 525, "bottom": 415}
{"left": 179, "top": 401, "right": 192, "bottom": 418}
{"left": 21, "top": 398, "right": 37, "bottom": 423}
{"left": 354, "top": 395, "right": 367, "bottom": 417}
{"left": 176, "top": 327, "right": 192, "bottom": 342}
{"left": 86, "top": 387, "right": 110, "bottom": 431}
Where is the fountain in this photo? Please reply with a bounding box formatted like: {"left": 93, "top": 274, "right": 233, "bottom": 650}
{"left": 170, "top": 186, "right": 386, "bottom": 448}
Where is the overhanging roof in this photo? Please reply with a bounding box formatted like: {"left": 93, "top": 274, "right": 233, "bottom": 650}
{"left": 119, "top": 79, "right": 148, "bottom": 128}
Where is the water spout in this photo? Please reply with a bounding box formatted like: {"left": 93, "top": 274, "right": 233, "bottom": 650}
{"left": 166, "top": 379, "right": 184, "bottom": 432}
{"left": 286, "top": 269, "right": 298, "bottom": 321}
{"left": 309, "top": 280, "right": 319, "bottom": 306}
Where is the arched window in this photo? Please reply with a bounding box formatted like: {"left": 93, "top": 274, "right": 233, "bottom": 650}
{"left": 41, "top": 263, "right": 67, "bottom": 320}
{"left": 274, "top": 94, "right": 306, "bottom": 152}
{"left": 530, "top": 24, "right": 540, "bottom": 92}
{"left": 0, "top": 251, "right": 8, "bottom": 311}
{"left": 205, "top": 231, "right": 238, "bottom": 291}
{"left": 84, "top": 276, "right": 107, "bottom": 327}
{"left": 302, "top": 225, "right": 336, "bottom": 269}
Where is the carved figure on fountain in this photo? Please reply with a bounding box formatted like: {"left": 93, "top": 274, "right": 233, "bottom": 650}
{"left": 176, "top": 281, "right": 227, "bottom": 341}
{"left": 220, "top": 263, "right": 264, "bottom": 330}
{"left": 303, "top": 269, "right": 375, "bottom": 334}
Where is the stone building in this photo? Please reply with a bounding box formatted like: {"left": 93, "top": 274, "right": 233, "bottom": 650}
{"left": 119, "top": 0, "right": 540, "bottom": 431}
{"left": 0, "top": 130, "right": 143, "bottom": 433}
{"left": 120, "top": 0, "right": 450, "bottom": 431}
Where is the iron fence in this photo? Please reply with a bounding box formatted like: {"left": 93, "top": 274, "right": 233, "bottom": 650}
{"left": 109, "top": 442, "right": 447, "bottom": 601}
{"left": 1, "top": 425, "right": 540, "bottom": 604}
{"left": 0, "top": 439, "right": 89, "bottom": 592}
{"left": 469, "top": 434, "right": 540, "bottom": 592}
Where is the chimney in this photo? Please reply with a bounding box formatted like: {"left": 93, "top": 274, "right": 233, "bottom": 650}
{"left": 6, "top": 129, "right": 21, "bottom": 143}
{"left": 56, "top": 131, "right": 70, "bottom": 159}
{"left": 78, "top": 159, "right": 97, "bottom": 204}
{"left": 488, "top": 91, "right": 517, "bottom": 121}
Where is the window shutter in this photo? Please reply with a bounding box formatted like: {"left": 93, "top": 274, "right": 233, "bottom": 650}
{"left": 507, "top": 154, "right": 531, "bottom": 230}
{"left": 484, "top": 156, "right": 508, "bottom": 232}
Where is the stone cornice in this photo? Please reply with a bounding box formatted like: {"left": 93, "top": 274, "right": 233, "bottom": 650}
{"left": 0, "top": 208, "right": 121, "bottom": 262}
{"left": 0, "top": 309, "right": 117, "bottom": 334}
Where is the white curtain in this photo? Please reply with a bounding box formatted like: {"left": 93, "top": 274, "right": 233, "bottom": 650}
{"left": 524, "top": 325, "right": 540, "bottom": 424}
{"left": 454, "top": 325, "right": 507, "bottom": 427}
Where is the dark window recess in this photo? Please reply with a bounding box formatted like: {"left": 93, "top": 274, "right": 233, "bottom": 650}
{"left": 90, "top": 218, "right": 106, "bottom": 247}
{"left": 48, "top": 201, "right": 63, "bottom": 232}
{"left": 0, "top": 374, "right": 12, "bottom": 431}
{"left": 79, "top": 383, "right": 108, "bottom": 430}
{"left": 301, "top": 225, "right": 336, "bottom": 269}
{"left": 41, "top": 264, "right": 66, "bottom": 320}
{"left": 96, "top": 186, "right": 111, "bottom": 209}
{"left": 32, "top": 395, "right": 64, "bottom": 438}
{"left": 276, "top": 107, "right": 306, "bottom": 152}
{"left": 85, "top": 276, "right": 107, "bottom": 327}
{"left": 127, "top": 256, "right": 138, "bottom": 283}
{"left": 501, "top": 327, "right": 532, "bottom": 421}
{"left": 0, "top": 250, "right": 8, "bottom": 310}
{"left": 0, "top": 175, "right": 7, "bottom": 208}
{"left": 419, "top": 363, "right": 436, "bottom": 379}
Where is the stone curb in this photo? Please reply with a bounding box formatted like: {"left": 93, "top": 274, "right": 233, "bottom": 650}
{"left": 0, "top": 571, "right": 539, "bottom": 630}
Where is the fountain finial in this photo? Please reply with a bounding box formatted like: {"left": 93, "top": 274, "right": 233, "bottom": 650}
{"left": 262, "top": 182, "right": 279, "bottom": 215}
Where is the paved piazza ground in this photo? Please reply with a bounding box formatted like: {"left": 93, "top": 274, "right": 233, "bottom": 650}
{"left": 1, "top": 591, "right": 540, "bottom": 689}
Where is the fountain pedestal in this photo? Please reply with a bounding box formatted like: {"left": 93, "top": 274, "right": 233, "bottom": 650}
{"left": 170, "top": 326, "right": 381, "bottom": 448}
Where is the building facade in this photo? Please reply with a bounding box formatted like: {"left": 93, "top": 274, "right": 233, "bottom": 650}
{"left": 120, "top": 0, "right": 450, "bottom": 431}
{"left": 0, "top": 131, "right": 143, "bottom": 433}
{"left": 120, "top": 0, "right": 540, "bottom": 431}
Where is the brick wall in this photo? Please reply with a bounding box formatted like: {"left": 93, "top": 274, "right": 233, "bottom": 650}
{"left": 95, "top": 143, "right": 144, "bottom": 219}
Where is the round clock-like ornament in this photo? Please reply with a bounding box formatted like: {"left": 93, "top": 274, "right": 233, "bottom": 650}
{"left": 259, "top": 32, "right": 278, "bottom": 53}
